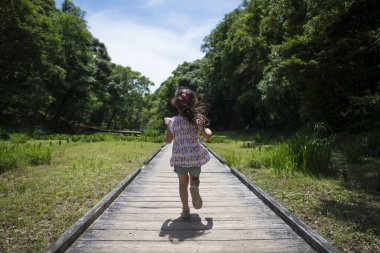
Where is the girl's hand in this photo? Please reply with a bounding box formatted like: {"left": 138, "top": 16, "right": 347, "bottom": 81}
{"left": 201, "top": 128, "right": 212, "bottom": 140}
{"left": 164, "top": 117, "right": 172, "bottom": 126}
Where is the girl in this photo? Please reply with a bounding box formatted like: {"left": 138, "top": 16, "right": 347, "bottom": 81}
{"left": 164, "top": 88, "right": 212, "bottom": 219}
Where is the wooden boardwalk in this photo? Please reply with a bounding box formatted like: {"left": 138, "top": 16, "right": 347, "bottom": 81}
{"left": 65, "top": 144, "right": 318, "bottom": 253}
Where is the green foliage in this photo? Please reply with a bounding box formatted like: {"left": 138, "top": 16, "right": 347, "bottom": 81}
{"left": 0, "top": 0, "right": 152, "bottom": 131}
{"left": 246, "top": 147, "right": 273, "bottom": 169}
{"left": 269, "top": 123, "right": 335, "bottom": 175}
{"left": 150, "top": 0, "right": 379, "bottom": 132}
{"left": 287, "top": 132, "right": 335, "bottom": 175}
{"left": 203, "top": 135, "right": 230, "bottom": 143}
{"left": 0, "top": 128, "right": 10, "bottom": 140}
{"left": 343, "top": 137, "right": 364, "bottom": 163}
{"left": 10, "top": 133, "right": 29, "bottom": 143}
{"left": 0, "top": 142, "right": 20, "bottom": 172}
{"left": 223, "top": 150, "right": 241, "bottom": 168}
{"left": 24, "top": 143, "right": 52, "bottom": 166}
{"left": 0, "top": 142, "right": 52, "bottom": 173}
{"left": 142, "top": 127, "right": 161, "bottom": 137}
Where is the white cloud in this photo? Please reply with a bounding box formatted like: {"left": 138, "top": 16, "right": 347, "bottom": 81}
{"left": 86, "top": 10, "right": 215, "bottom": 91}
{"left": 144, "top": 0, "right": 170, "bottom": 8}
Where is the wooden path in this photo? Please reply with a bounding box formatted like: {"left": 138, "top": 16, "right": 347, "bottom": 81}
{"left": 62, "top": 144, "right": 323, "bottom": 253}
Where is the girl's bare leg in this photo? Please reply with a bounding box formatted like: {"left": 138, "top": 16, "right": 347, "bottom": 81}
{"left": 178, "top": 174, "right": 190, "bottom": 212}
{"left": 190, "top": 176, "right": 200, "bottom": 187}
{"left": 190, "top": 176, "right": 202, "bottom": 209}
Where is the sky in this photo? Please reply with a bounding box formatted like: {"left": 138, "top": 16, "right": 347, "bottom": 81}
{"left": 55, "top": 0, "right": 242, "bottom": 92}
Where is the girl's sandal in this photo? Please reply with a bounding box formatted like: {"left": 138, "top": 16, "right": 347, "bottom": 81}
{"left": 190, "top": 186, "right": 203, "bottom": 209}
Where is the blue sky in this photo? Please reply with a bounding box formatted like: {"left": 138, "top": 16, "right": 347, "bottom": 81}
{"left": 55, "top": 0, "right": 242, "bottom": 91}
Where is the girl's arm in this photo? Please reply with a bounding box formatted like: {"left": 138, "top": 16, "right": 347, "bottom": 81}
{"left": 166, "top": 129, "right": 174, "bottom": 143}
{"left": 201, "top": 128, "right": 212, "bottom": 140}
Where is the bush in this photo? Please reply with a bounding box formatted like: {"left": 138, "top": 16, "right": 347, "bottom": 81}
{"left": 25, "top": 143, "right": 52, "bottom": 165}
{"left": 0, "top": 142, "right": 52, "bottom": 173}
{"left": 10, "top": 133, "right": 29, "bottom": 143}
{"left": 343, "top": 137, "right": 364, "bottom": 163}
{"left": 0, "top": 128, "right": 11, "bottom": 140}
{"left": 223, "top": 150, "right": 240, "bottom": 167}
{"left": 246, "top": 147, "right": 273, "bottom": 168}
{"left": 271, "top": 123, "right": 335, "bottom": 175}
{"left": 204, "top": 135, "right": 230, "bottom": 143}
{"left": 0, "top": 142, "right": 20, "bottom": 172}
{"left": 271, "top": 143, "right": 297, "bottom": 174}
{"left": 143, "top": 127, "right": 161, "bottom": 137}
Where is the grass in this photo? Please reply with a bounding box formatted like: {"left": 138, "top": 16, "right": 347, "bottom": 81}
{"left": 207, "top": 131, "right": 380, "bottom": 253}
{"left": 0, "top": 139, "right": 161, "bottom": 253}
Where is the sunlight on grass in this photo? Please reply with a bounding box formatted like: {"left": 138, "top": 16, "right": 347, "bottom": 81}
{"left": 207, "top": 132, "right": 380, "bottom": 253}
{"left": 0, "top": 140, "right": 161, "bottom": 252}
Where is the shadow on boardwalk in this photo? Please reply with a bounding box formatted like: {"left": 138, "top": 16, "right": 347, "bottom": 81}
{"left": 159, "top": 214, "right": 213, "bottom": 243}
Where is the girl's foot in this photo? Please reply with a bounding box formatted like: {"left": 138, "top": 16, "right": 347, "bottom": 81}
{"left": 190, "top": 186, "right": 203, "bottom": 209}
{"left": 181, "top": 208, "right": 190, "bottom": 219}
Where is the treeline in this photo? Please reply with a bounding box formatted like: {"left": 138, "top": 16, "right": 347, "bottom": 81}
{"left": 146, "top": 0, "right": 380, "bottom": 132}
{"left": 0, "top": 0, "right": 152, "bottom": 130}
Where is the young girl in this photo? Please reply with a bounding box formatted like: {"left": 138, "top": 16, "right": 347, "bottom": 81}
{"left": 164, "top": 88, "right": 212, "bottom": 219}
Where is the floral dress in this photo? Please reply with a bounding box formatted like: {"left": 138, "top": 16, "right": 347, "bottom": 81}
{"left": 165, "top": 115, "right": 210, "bottom": 167}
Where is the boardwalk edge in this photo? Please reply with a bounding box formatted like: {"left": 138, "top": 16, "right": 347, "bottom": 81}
{"left": 144, "top": 143, "right": 166, "bottom": 165}
{"left": 44, "top": 168, "right": 141, "bottom": 253}
{"left": 230, "top": 167, "right": 340, "bottom": 253}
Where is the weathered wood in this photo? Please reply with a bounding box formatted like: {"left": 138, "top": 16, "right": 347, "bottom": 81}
{"left": 230, "top": 168, "right": 340, "bottom": 253}
{"left": 79, "top": 228, "right": 301, "bottom": 241}
{"left": 89, "top": 219, "right": 289, "bottom": 230}
{"left": 67, "top": 240, "right": 316, "bottom": 253}
{"left": 52, "top": 143, "right": 338, "bottom": 253}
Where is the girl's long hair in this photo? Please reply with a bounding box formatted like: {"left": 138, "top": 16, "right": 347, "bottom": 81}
{"left": 171, "top": 88, "right": 209, "bottom": 129}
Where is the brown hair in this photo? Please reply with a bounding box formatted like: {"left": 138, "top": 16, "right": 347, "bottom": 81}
{"left": 171, "top": 88, "right": 209, "bottom": 129}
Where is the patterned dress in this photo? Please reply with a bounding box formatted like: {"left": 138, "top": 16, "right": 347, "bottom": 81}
{"left": 166, "top": 115, "right": 210, "bottom": 167}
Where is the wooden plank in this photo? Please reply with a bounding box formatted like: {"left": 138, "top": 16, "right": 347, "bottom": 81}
{"left": 110, "top": 200, "right": 264, "bottom": 208}
{"left": 79, "top": 228, "right": 301, "bottom": 241}
{"left": 60, "top": 143, "right": 324, "bottom": 253}
{"left": 67, "top": 240, "right": 315, "bottom": 253}
{"left": 89, "top": 219, "right": 289, "bottom": 230}
{"left": 104, "top": 206, "right": 275, "bottom": 215}
{"left": 96, "top": 214, "right": 279, "bottom": 222}
{"left": 115, "top": 196, "right": 259, "bottom": 202}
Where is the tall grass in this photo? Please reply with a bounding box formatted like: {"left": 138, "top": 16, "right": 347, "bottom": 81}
{"left": 0, "top": 142, "right": 52, "bottom": 173}
{"left": 271, "top": 143, "right": 297, "bottom": 174}
{"left": 271, "top": 124, "right": 335, "bottom": 175}
{"left": 0, "top": 142, "right": 19, "bottom": 172}
{"left": 246, "top": 146, "right": 273, "bottom": 168}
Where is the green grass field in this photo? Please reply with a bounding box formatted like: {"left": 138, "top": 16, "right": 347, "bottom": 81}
{"left": 0, "top": 139, "right": 161, "bottom": 252}
{"left": 1, "top": 130, "right": 379, "bottom": 253}
{"left": 206, "top": 132, "right": 380, "bottom": 253}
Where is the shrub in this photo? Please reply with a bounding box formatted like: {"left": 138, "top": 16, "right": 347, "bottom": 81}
{"left": 270, "top": 123, "right": 335, "bottom": 175}
{"left": 223, "top": 150, "right": 240, "bottom": 167}
{"left": 271, "top": 143, "right": 297, "bottom": 174}
{"left": 204, "top": 135, "right": 230, "bottom": 143}
{"left": 10, "top": 133, "right": 29, "bottom": 143}
{"left": 0, "top": 142, "right": 52, "bottom": 173}
{"left": 343, "top": 137, "right": 364, "bottom": 163}
{"left": 24, "top": 143, "right": 52, "bottom": 165}
{"left": 288, "top": 133, "right": 335, "bottom": 175}
{"left": 0, "top": 142, "right": 20, "bottom": 173}
{"left": 143, "top": 127, "right": 161, "bottom": 137}
{"left": 246, "top": 147, "right": 273, "bottom": 168}
{"left": 0, "top": 128, "right": 11, "bottom": 140}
